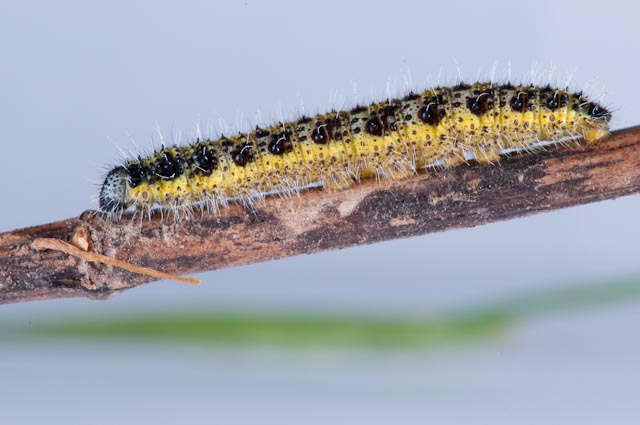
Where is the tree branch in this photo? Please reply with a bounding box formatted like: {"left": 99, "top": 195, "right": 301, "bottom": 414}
{"left": 2, "top": 125, "right": 640, "bottom": 304}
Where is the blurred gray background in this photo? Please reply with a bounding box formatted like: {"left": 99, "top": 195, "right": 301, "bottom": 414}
{"left": 1, "top": 0, "right": 639, "bottom": 424}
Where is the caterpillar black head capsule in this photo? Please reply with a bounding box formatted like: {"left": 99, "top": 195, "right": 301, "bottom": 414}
{"left": 99, "top": 166, "right": 129, "bottom": 213}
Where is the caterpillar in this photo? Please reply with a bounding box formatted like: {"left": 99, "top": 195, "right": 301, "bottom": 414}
{"left": 99, "top": 82, "right": 611, "bottom": 218}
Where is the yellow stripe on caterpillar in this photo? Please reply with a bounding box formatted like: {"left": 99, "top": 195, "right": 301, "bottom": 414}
{"left": 99, "top": 82, "right": 611, "bottom": 217}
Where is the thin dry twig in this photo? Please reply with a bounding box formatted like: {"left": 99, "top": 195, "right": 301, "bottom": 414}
{"left": 2, "top": 126, "right": 640, "bottom": 304}
{"left": 32, "top": 238, "right": 200, "bottom": 285}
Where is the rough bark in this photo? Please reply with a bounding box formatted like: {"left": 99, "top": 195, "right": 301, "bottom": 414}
{"left": 2, "top": 126, "right": 640, "bottom": 304}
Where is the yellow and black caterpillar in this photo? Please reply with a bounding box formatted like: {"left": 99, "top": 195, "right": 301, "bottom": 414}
{"left": 99, "top": 82, "right": 610, "bottom": 216}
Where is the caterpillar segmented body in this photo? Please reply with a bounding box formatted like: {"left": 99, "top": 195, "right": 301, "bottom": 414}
{"left": 99, "top": 82, "right": 611, "bottom": 217}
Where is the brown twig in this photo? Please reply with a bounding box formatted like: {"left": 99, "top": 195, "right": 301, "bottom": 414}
{"left": 2, "top": 126, "right": 640, "bottom": 304}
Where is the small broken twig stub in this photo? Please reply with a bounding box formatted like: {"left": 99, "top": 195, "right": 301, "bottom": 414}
{"left": 1, "top": 126, "right": 640, "bottom": 304}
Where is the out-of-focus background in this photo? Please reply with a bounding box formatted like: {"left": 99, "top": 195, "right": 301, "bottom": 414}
{"left": 1, "top": 0, "right": 640, "bottom": 423}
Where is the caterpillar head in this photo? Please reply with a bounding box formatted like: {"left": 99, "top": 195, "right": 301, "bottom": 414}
{"left": 99, "top": 166, "right": 128, "bottom": 213}
{"left": 581, "top": 102, "right": 612, "bottom": 143}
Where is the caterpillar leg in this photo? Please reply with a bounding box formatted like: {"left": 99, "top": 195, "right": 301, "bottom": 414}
{"left": 323, "top": 171, "right": 357, "bottom": 190}
{"left": 473, "top": 145, "right": 501, "bottom": 164}
{"left": 582, "top": 127, "right": 609, "bottom": 143}
{"left": 379, "top": 153, "right": 417, "bottom": 180}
